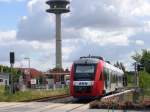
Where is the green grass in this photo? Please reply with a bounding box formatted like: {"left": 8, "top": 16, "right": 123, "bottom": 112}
{"left": 126, "top": 71, "right": 150, "bottom": 88}
{"left": 126, "top": 71, "right": 150, "bottom": 99}
{"left": 0, "top": 86, "right": 69, "bottom": 102}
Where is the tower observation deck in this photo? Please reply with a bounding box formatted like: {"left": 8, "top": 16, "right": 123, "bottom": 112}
{"left": 46, "top": 0, "right": 70, "bottom": 69}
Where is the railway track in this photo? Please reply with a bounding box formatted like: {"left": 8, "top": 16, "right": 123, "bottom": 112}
{"left": 23, "top": 93, "right": 93, "bottom": 104}
{"left": 0, "top": 89, "right": 148, "bottom": 111}
{"left": 23, "top": 94, "right": 70, "bottom": 102}
{"left": 21, "top": 94, "right": 91, "bottom": 112}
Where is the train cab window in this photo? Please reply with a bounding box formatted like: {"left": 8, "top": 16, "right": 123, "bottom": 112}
{"left": 75, "top": 65, "right": 95, "bottom": 73}
{"left": 74, "top": 64, "right": 96, "bottom": 81}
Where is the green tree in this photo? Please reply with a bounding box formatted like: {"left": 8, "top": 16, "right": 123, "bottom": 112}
{"left": 120, "top": 62, "right": 126, "bottom": 72}
{"left": 131, "top": 51, "right": 142, "bottom": 63}
{"left": 114, "top": 61, "right": 120, "bottom": 68}
{"left": 0, "top": 65, "right": 22, "bottom": 83}
{"left": 141, "top": 49, "right": 150, "bottom": 73}
{"left": 0, "top": 65, "right": 3, "bottom": 72}
{"left": 132, "top": 49, "right": 150, "bottom": 73}
{"left": 114, "top": 61, "right": 126, "bottom": 72}
{"left": 12, "top": 69, "right": 22, "bottom": 83}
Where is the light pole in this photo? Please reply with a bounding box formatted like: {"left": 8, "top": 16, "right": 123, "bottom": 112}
{"left": 24, "top": 57, "right": 31, "bottom": 88}
{"left": 24, "top": 57, "right": 30, "bottom": 74}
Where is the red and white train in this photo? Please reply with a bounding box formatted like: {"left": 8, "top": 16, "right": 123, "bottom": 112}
{"left": 70, "top": 56, "right": 126, "bottom": 99}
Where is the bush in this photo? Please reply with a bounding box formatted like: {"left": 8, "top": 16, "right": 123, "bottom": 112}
{"left": 139, "top": 71, "right": 150, "bottom": 89}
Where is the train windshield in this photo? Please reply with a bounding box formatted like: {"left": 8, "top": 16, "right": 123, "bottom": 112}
{"left": 76, "top": 65, "right": 95, "bottom": 73}
{"left": 74, "top": 64, "right": 96, "bottom": 81}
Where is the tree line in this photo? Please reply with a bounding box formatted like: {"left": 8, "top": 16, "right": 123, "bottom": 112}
{"left": 132, "top": 49, "right": 150, "bottom": 73}
{"left": 0, "top": 65, "right": 22, "bottom": 83}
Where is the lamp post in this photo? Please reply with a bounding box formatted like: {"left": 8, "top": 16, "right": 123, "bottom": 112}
{"left": 24, "top": 57, "right": 31, "bottom": 88}
{"left": 24, "top": 57, "right": 30, "bottom": 72}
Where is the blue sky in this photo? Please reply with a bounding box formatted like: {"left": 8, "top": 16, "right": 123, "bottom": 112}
{"left": 0, "top": 0, "right": 150, "bottom": 71}
{"left": 0, "top": 1, "right": 27, "bottom": 30}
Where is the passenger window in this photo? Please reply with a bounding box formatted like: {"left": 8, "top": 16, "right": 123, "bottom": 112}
{"left": 104, "top": 67, "right": 108, "bottom": 88}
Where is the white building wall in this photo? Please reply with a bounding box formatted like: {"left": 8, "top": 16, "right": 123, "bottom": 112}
{"left": 0, "top": 73, "right": 9, "bottom": 86}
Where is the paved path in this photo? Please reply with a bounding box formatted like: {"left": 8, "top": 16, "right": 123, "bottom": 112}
{"left": 0, "top": 102, "right": 148, "bottom": 112}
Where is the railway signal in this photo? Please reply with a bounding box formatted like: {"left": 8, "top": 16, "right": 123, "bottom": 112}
{"left": 10, "top": 52, "right": 15, "bottom": 64}
{"left": 137, "top": 64, "right": 144, "bottom": 71}
{"left": 134, "top": 63, "right": 144, "bottom": 87}
{"left": 9, "top": 52, "right": 15, "bottom": 93}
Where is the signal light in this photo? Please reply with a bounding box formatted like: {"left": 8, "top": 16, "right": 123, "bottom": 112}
{"left": 137, "top": 64, "right": 144, "bottom": 71}
{"left": 10, "top": 52, "right": 15, "bottom": 64}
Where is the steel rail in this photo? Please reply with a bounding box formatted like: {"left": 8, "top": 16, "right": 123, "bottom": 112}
{"left": 22, "top": 94, "right": 70, "bottom": 102}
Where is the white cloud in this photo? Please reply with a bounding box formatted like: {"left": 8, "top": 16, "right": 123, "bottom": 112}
{"left": 130, "top": 0, "right": 150, "bottom": 16}
{"left": 27, "top": 0, "right": 47, "bottom": 14}
{"left": 135, "top": 40, "right": 144, "bottom": 46}
{"left": 17, "top": 0, "right": 54, "bottom": 41}
{"left": 1, "top": 0, "right": 150, "bottom": 71}
{"left": 0, "top": 30, "right": 16, "bottom": 42}
{"left": 17, "top": 0, "right": 142, "bottom": 41}
{"left": 15, "top": 0, "right": 150, "bottom": 71}
{"left": 81, "top": 28, "right": 132, "bottom": 46}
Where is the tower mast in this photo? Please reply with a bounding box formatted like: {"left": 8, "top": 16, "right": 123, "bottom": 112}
{"left": 46, "top": 0, "right": 70, "bottom": 69}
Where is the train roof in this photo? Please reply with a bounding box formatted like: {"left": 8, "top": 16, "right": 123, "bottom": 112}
{"left": 74, "top": 58, "right": 100, "bottom": 64}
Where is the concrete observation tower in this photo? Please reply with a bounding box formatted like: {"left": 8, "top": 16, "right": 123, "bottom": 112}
{"left": 46, "top": 0, "right": 70, "bottom": 69}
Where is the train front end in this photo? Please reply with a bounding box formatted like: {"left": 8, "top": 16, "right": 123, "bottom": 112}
{"left": 70, "top": 57, "right": 103, "bottom": 99}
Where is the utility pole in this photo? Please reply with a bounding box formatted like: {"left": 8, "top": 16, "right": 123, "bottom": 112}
{"left": 134, "top": 62, "right": 137, "bottom": 87}
{"left": 24, "top": 57, "right": 31, "bottom": 88}
{"left": 24, "top": 57, "right": 30, "bottom": 75}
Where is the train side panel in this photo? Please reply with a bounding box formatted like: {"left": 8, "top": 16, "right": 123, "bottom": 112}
{"left": 94, "top": 61, "right": 105, "bottom": 96}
